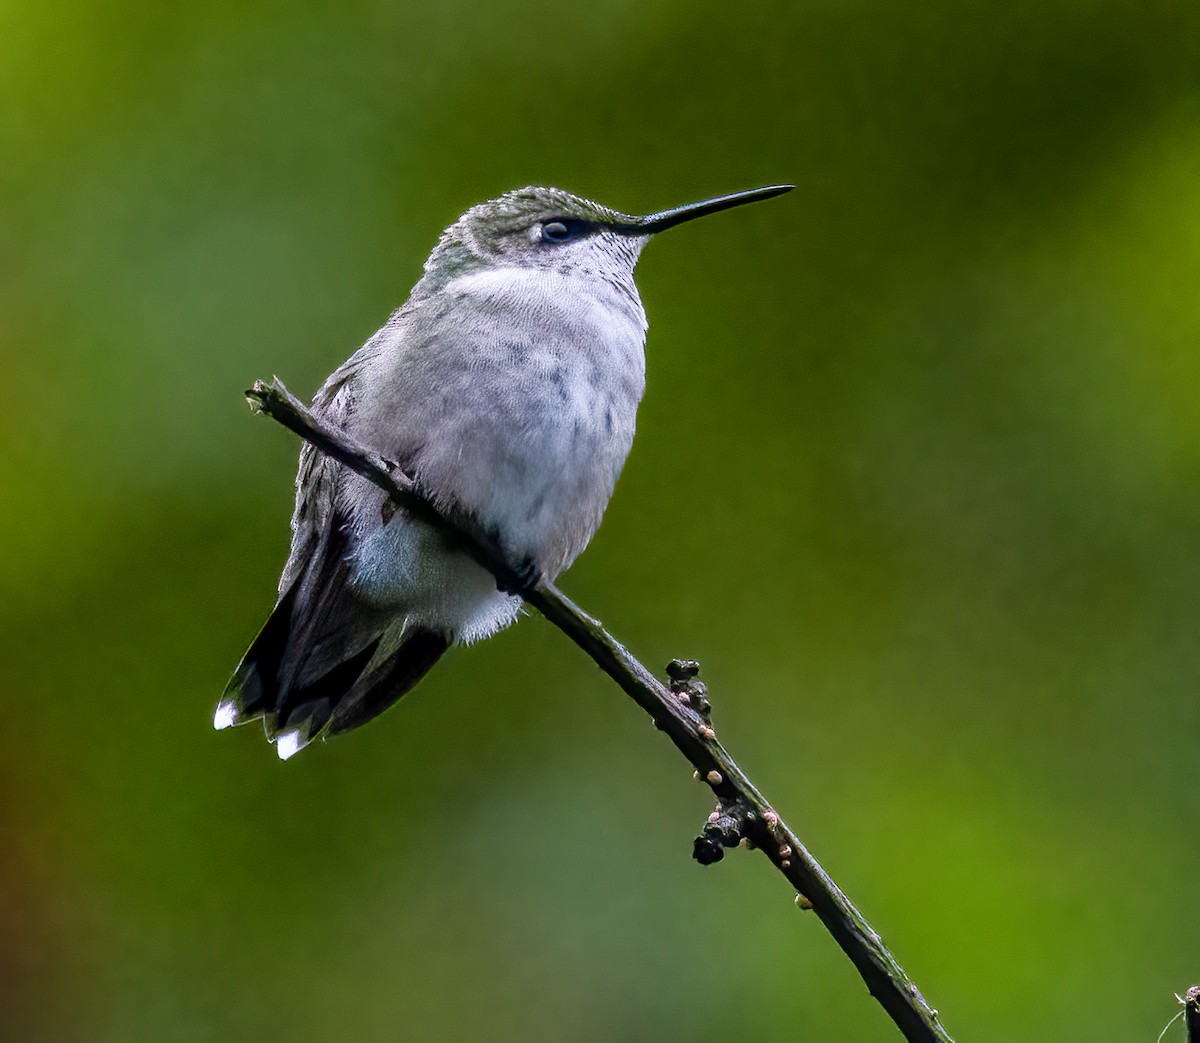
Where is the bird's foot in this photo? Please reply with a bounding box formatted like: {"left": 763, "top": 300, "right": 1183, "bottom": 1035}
{"left": 498, "top": 556, "right": 540, "bottom": 595}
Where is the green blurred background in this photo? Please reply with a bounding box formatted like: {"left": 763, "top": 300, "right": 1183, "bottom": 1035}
{"left": 3, "top": 0, "right": 1199, "bottom": 1039}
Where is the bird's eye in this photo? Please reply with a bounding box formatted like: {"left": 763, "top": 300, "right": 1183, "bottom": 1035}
{"left": 540, "top": 219, "right": 587, "bottom": 244}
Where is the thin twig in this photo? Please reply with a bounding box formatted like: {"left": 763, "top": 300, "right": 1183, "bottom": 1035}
{"left": 1186, "top": 985, "right": 1200, "bottom": 1042}
{"left": 245, "top": 377, "right": 954, "bottom": 1043}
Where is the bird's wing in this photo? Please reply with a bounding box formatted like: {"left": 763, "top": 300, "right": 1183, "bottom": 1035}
{"left": 216, "top": 329, "right": 449, "bottom": 757}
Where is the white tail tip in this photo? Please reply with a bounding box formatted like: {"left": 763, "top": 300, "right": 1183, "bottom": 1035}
{"left": 276, "top": 729, "right": 307, "bottom": 761}
{"left": 213, "top": 700, "right": 238, "bottom": 731}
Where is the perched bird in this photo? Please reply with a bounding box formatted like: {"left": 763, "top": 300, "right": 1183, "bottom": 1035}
{"left": 216, "top": 183, "right": 792, "bottom": 758}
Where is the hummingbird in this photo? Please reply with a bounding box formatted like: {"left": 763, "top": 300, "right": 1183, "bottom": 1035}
{"left": 215, "top": 183, "right": 793, "bottom": 759}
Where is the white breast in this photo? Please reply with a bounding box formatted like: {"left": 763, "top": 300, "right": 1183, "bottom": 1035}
{"left": 345, "top": 264, "right": 647, "bottom": 642}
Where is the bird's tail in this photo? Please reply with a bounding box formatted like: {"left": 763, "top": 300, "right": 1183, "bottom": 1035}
{"left": 214, "top": 576, "right": 449, "bottom": 759}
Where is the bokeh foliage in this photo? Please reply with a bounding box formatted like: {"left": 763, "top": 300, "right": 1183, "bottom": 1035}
{"left": 3, "top": 0, "right": 1199, "bottom": 1039}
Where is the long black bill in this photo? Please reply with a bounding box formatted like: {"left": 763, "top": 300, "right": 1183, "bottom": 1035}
{"left": 614, "top": 184, "right": 794, "bottom": 235}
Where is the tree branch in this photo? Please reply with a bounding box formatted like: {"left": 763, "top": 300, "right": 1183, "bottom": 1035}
{"left": 245, "top": 377, "right": 954, "bottom": 1043}
{"left": 1186, "top": 985, "right": 1200, "bottom": 1042}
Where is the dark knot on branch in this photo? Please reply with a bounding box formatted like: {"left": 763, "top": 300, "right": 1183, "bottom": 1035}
{"left": 693, "top": 798, "right": 752, "bottom": 866}
{"left": 667, "top": 658, "right": 711, "bottom": 720}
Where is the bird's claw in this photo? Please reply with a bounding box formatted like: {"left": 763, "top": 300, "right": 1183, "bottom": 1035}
{"left": 499, "top": 557, "right": 539, "bottom": 595}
